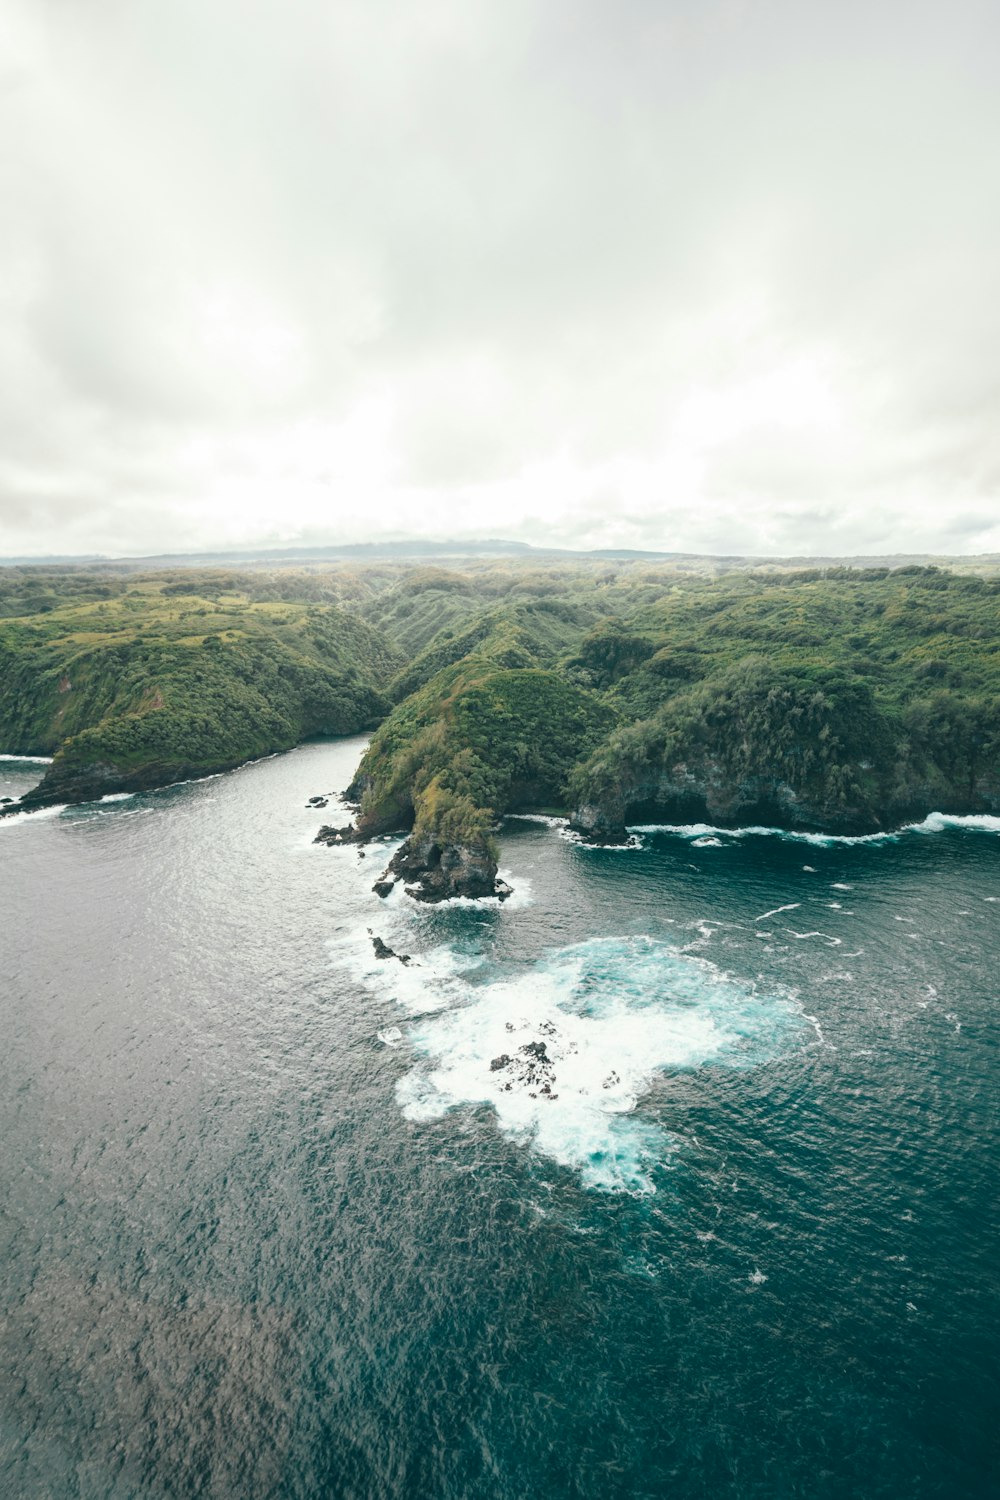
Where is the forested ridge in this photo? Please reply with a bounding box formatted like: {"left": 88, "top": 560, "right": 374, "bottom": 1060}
{"left": 2, "top": 561, "right": 998, "bottom": 894}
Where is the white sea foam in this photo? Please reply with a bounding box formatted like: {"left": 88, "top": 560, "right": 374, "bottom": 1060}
{"left": 631, "top": 822, "right": 726, "bottom": 839}
{"left": 329, "top": 915, "right": 484, "bottom": 1018}
{"left": 626, "top": 812, "right": 1000, "bottom": 846}
{"left": 505, "top": 813, "right": 568, "bottom": 828}
{"left": 390, "top": 935, "right": 809, "bottom": 1193}
{"left": 0, "top": 753, "right": 53, "bottom": 764}
{"left": 0, "top": 803, "right": 67, "bottom": 826}
{"left": 907, "top": 812, "right": 1000, "bottom": 834}
{"left": 559, "top": 827, "right": 643, "bottom": 850}
{"left": 99, "top": 792, "right": 135, "bottom": 803}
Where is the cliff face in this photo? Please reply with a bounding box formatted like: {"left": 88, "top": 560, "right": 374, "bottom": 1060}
{"left": 570, "top": 754, "right": 1000, "bottom": 841}
{"left": 373, "top": 831, "right": 511, "bottom": 903}
{"left": 568, "top": 650, "right": 1000, "bottom": 840}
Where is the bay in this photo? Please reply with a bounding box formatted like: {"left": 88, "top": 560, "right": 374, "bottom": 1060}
{"left": 0, "top": 739, "right": 997, "bottom": 1498}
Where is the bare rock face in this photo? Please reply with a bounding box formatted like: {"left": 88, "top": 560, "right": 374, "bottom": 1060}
{"left": 372, "top": 832, "right": 512, "bottom": 903}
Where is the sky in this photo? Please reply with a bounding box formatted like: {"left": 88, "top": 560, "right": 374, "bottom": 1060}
{"left": 1, "top": 0, "right": 998, "bottom": 560}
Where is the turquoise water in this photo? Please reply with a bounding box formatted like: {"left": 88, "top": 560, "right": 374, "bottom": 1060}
{"left": 0, "top": 740, "right": 997, "bottom": 1497}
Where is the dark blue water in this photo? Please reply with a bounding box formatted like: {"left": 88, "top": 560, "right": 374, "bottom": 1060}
{"left": 1, "top": 741, "right": 997, "bottom": 1498}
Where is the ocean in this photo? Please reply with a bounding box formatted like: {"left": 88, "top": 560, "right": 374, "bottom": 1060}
{"left": 1, "top": 738, "right": 997, "bottom": 1498}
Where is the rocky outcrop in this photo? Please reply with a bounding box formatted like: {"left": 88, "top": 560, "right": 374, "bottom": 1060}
{"left": 369, "top": 932, "right": 413, "bottom": 964}
{"left": 313, "top": 822, "right": 358, "bottom": 845}
{"left": 372, "top": 831, "right": 513, "bottom": 903}
{"left": 490, "top": 1040, "right": 558, "bottom": 1098}
{"left": 569, "top": 800, "right": 632, "bottom": 844}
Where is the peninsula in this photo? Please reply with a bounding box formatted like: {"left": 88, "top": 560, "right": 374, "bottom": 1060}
{"left": 3, "top": 556, "right": 998, "bottom": 899}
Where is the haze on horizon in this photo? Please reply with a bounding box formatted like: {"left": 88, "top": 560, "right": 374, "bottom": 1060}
{"left": 1, "top": 0, "right": 998, "bottom": 562}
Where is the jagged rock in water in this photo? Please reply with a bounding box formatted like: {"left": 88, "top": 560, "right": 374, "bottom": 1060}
{"left": 374, "top": 831, "right": 511, "bottom": 903}
{"left": 369, "top": 933, "right": 412, "bottom": 965}
{"left": 313, "top": 823, "right": 356, "bottom": 846}
{"left": 488, "top": 1039, "right": 558, "bottom": 1099}
{"left": 372, "top": 879, "right": 395, "bottom": 899}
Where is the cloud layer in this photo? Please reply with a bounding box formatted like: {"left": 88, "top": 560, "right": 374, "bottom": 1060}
{"left": 1, "top": 0, "right": 998, "bottom": 557}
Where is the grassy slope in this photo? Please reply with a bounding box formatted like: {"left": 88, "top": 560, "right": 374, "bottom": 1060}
{"left": 0, "top": 574, "right": 400, "bottom": 799}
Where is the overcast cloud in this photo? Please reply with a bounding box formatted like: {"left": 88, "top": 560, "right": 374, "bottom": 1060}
{"left": 1, "top": 0, "right": 998, "bottom": 558}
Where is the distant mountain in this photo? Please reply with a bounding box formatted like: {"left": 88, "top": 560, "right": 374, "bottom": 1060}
{"left": 2, "top": 538, "right": 999, "bottom": 571}
{"left": 0, "top": 554, "right": 110, "bottom": 565}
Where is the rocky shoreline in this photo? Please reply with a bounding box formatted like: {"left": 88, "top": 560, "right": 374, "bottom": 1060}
{"left": 567, "top": 759, "right": 1000, "bottom": 845}
{"left": 0, "top": 749, "right": 279, "bottom": 818}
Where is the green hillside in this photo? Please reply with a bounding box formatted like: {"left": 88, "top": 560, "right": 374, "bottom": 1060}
{"left": 354, "top": 564, "right": 1000, "bottom": 890}
{"left": 2, "top": 560, "right": 998, "bottom": 896}
{"left": 0, "top": 573, "right": 399, "bottom": 806}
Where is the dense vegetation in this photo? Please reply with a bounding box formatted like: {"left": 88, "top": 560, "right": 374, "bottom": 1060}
{"left": 345, "top": 564, "right": 1000, "bottom": 855}
{"left": 0, "top": 572, "right": 399, "bottom": 805}
{"left": 2, "top": 559, "right": 998, "bottom": 884}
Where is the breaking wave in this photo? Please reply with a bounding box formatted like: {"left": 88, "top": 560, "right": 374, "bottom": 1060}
{"left": 0, "top": 803, "right": 67, "bottom": 827}
{"left": 629, "top": 812, "right": 1000, "bottom": 846}
{"left": 337, "top": 926, "right": 811, "bottom": 1194}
